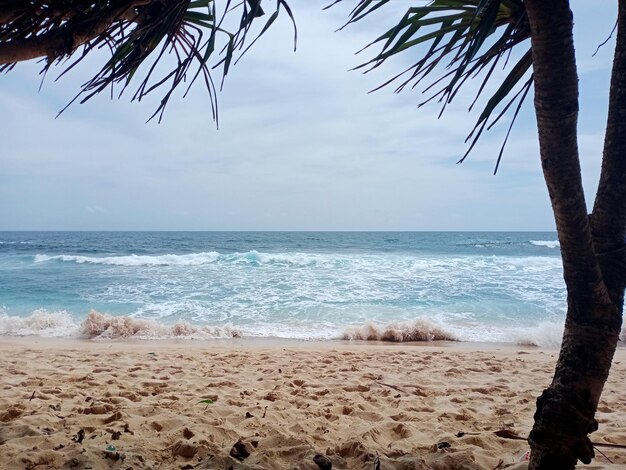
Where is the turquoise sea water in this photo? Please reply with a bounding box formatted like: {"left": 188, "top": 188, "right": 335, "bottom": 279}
{"left": 0, "top": 231, "right": 568, "bottom": 345}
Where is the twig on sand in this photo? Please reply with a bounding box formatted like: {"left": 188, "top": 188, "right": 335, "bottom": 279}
{"left": 375, "top": 381, "right": 428, "bottom": 397}
{"left": 495, "top": 429, "right": 626, "bottom": 454}
{"left": 375, "top": 381, "right": 407, "bottom": 394}
{"left": 594, "top": 446, "right": 614, "bottom": 464}
{"left": 590, "top": 442, "right": 626, "bottom": 449}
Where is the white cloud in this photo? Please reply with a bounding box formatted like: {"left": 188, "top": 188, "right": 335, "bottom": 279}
{"left": 0, "top": 2, "right": 613, "bottom": 230}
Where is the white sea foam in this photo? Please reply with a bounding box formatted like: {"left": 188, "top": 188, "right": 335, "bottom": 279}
{"left": 342, "top": 319, "right": 458, "bottom": 342}
{"left": 0, "top": 309, "right": 79, "bottom": 337}
{"left": 511, "top": 321, "right": 565, "bottom": 349}
{"left": 340, "top": 317, "right": 571, "bottom": 348}
{"left": 0, "top": 310, "right": 241, "bottom": 340}
{"left": 33, "top": 251, "right": 563, "bottom": 279}
{"left": 239, "top": 322, "right": 340, "bottom": 340}
{"left": 511, "top": 320, "right": 626, "bottom": 349}
{"left": 530, "top": 240, "right": 560, "bottom": 249}
{"left": 34, "top": 252, "right": 222, "bottom": 266}
{"left": 430, "top": 317, "right": 567, "bottom": 348}
{"left": 0, "top": 310, "right": 607, "bottom": 350}
{"left": 80, "top": 310, "right": 241, "bottom": 339}
{"left": 33, "top": 250, "right": 334, "bottom": 267}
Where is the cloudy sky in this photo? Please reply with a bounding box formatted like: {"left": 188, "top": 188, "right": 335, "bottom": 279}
{"left": 0, "top": 1, "right": 618, "bottom": 231}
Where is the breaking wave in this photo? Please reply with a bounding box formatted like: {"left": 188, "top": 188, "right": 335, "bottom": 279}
{"left": 33, "top": 251, "right": 330, "bottom": 267}
{"left": 0, "top": 310, "right": 241, "bottom": 340}
{"left": 34, "top": 252, "right": 222, "bottom": 267}
{"left": 342, "top": 319, "right": 458, "bottom": 342}
{"left": 0, "top": 309, "right": 77, "bottom": 337}
{"left": 81, "top": 311, "right": 241, "bottom": 339}
{"left": 512, "top": 320, "right": 626, "bottom": 349}
{"left": 341, "top": 319, "right": 572, "bottom": 349}
{"left": 530, "top": 240, "right": 560, "bottom": 249}
{"left": 511, "top": 321, "right": 565, "bottom": 349}
{"left": 5, "top": 310, "right": 625, "bottom": 350}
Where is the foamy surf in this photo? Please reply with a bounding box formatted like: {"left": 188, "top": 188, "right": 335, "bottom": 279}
{"left": 511, "top": 321, "right": 565, "bottom": 349}
{"left": 0, "top": 310, "right": 241, "bottom": 340}
{"left": 340, "top": 319, "right": 575, "bottom": 349}
{"left": 81, "top": 311, "right": 242, "bottom": 340}
{"left": 530, "top": 240, "right": 560, "bottom": 249}
{"left": 512, "top": 321, "right": 626, "bottom": 349}
{"left": 34, "top": 252, "right": 222, "bottom": 267}
{"left": 33, "top": 251, "right": 331, "bottom": 267}
{"left": 341, "top": 319, "right": 458, "bottom": 342}
{"left": 3, "top": 310, "right": 625, "bottom": 349}
{"left": 0, "top": 309, "right": 78, "bottom": 337}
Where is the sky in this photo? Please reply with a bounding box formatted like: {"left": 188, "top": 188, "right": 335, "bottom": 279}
{"left": 0, "top": 1, "right": 618, "bottom": 231}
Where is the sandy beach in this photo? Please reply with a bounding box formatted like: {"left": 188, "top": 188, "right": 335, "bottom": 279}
{"left": 1, "top": 339, "right": 626, "bottom": 470}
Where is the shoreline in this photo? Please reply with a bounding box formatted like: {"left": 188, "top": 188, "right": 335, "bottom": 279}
{"left": 0, "top": 335, "right": 552, "bottom": 352}
{"left": 0, "top": 309, "right": 573, "bottom": 348}
{"left": 3, "top": 339, "right": 626, "bottom": 469}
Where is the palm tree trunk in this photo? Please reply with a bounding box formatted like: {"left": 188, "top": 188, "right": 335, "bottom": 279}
{"left": 525, "top": 1, "right": 623, "bottom": 468}
{"left": 591, "top": 0, "right": 626, "bottom": 310}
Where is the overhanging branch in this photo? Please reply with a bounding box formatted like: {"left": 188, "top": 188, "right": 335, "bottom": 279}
{"left": 0, "top": 1, "right": 296, "bottom": 121}
{"left": 0, "top": 1, "right": 143, "bottom": 65}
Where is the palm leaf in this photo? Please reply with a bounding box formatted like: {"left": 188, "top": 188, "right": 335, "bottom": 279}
{"left": 332, "top": 0, "right": 532, "bottom": 173}
{"left": 0, "top": 0, "right": 296, "bottom": 123}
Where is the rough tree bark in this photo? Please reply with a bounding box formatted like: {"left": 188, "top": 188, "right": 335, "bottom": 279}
{"left": 525, "top": 1, "right": 625, "bottom": 468}
{"left": 592, "top": 0, "right": 626, "bottom": 311}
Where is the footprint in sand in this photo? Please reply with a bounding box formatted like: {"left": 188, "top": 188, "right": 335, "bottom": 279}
{"left": 342, "top": 384, "right": 370, "bottom": 393}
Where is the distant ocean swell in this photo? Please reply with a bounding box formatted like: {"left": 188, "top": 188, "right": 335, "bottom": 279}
{"left": 1, "top": 309, "right": 615, "bottom": 349}
{"left": 33, "top": 246, "right": 560, "bottom": 267}
{"left": 33, "top": 251, "right": 332, "bottom": 267}
{"left": 529, "top": 240, "right": 560, "bottom": 249}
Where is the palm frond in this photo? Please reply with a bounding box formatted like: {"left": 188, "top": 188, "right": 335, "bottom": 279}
{"left": 0, "top": 0, "right": 296, "bottom": 122}
{"left": 332, "top": 0, "right": 532, "bottom": 173}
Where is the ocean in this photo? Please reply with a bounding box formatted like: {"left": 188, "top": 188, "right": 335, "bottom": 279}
{"left": 0, "top": 231, "right": 569, "bottom": 346}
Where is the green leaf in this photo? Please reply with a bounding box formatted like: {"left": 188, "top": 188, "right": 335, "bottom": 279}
{"left": 184, "top": 11, "right": 215, "bottom": 23}
{"left": 13, "top": 0, "right": 296, "bottom": 123}
{"left": 331, "top": 0, "right": 531, "bottom": 168}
